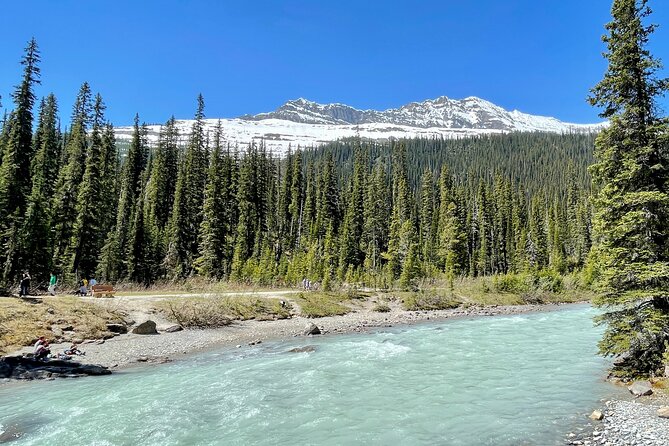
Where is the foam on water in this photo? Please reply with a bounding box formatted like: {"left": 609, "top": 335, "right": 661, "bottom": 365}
{"left": 0, "top": 304, "right": 622, "bottom": 445}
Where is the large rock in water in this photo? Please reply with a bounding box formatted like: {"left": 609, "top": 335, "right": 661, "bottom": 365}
{"left": 288, "top": 346, "right": 317, "bottom": 353}
{"left": 0, "top": 356, "right": 111, "bottom": 380}
{"left": 628, "top": 381, "right": 653, "bottom": 397}
{"left": 304, "top": 323, "right": 321, "bottom": 335}
{"left": 132, "top": 320, "right": 157, "bottom": 335}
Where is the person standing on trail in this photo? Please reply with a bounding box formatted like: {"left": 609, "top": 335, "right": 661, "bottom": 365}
{"left": 48, "top": 272, "right": 57, "bottom": 296}
{"left": 19, "top": 271, "right": 31, "bottom": 296}
{"left": 88, "top": 277, "right": 97, "bottom": 296}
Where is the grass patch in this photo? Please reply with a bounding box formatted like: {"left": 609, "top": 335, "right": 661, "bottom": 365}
{"left": 156, "top": 296, "right": 292, "bottom": 328}
{"left": 401, "top": 290, "right": 461, "bottom": 311}
{"left": 0, "top": 297, "right": 124, "bottom": 355}
{"left": 294, "top": 292, "right": 351, "bottom": 318}
{"left": 420, "top": 275, "right": 591, "bottom": 307}
{"left": 112, "top": 278, "right": 291, "bottom": 295}
{"left": 372, "top": 303, "right": 391, "bottom": 313}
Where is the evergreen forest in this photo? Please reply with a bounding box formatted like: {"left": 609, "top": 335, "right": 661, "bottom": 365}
{"left": 0, "top": 40, "right": 595, "bottom": 295}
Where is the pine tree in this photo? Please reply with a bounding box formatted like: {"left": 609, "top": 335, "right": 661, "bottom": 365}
{"left": 101, "top": 114, "right": 146, "bottom": 280}
{"left": 362, "top": 162, "right": 389, "bottom": 277}
{"left": 437, "top": 169, "right": 465, "bottom": 289}
{"left": 289, "top": 150, "right": 304, "bottom": 248}
{"left": 588, "top": 0, "right": 669, "bottom": 376}
{"left": 230, "top": 145, "right": 258, "bottom": 280}
{"left": 339, "top": 149, "right": 365, "bottom": 269}
{"left": 0, "top": 38, "right": 41, "bottom": 219}
{"left": 195, "top": 122, "right": 228, "bottom": 279}
{"left": 0, "top": 38, "right": 41, "bottom": 287}
{"left": 419, "top": 169, "right": 437, "bottom": 268}
{"left": 51, "top": 82, "right": 92, "bottom": 276}
{"left": 126, "top": 171, "right": 152, "bottom": 284}
{"left": 146, "top": 116, "right": 179, "bottom": 232}
{"left": 98, "top": 123, "right": 119, "bottom": 239}
{"left": 165, "top": 95, "right": 208, "bottom": 278}
{"left": 19, "top": 95, "right": 59, "bottom": 282}
{"left": 67, "top": 94, "right": 108, "bottom": 278}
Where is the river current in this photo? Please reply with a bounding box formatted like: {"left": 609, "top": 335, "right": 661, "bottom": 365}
{"left": 0, "top": 304, "right": 618, "bottom": 445}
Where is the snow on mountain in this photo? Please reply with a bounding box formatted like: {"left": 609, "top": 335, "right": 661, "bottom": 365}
{"left": 114, "top": 96, "right": 605, "bottom": 155}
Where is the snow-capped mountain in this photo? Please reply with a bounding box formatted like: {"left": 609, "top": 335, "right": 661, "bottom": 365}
{"left": 114, "top": 96, "right": 604, "bottom": 155}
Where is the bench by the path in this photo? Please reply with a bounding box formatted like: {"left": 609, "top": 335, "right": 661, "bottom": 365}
{"left": 91, "top": 284, "right": 115, "bottom": 298}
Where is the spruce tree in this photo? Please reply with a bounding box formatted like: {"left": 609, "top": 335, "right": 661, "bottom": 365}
{"left": 195, "top": 122, "right": 227, "bottom": 278}
{"left": 339, "top": 149, "right": 366, "bottom": 269}
{"left": 0, "top": 38, "right": 41, "bottom": 219}
{"left": 165, "top": 95, "right": 207, "bottom": 278}
{"left": 67, "top": 94, "right": 107, "bottom": 278}
{"left": 588, "top": 0, "right": 669, "bottom": 376}
{"left": 51, "top": 82, "right": 92, "bottom": 276}
{"left": 19, "top": 95, "right": 60, "bottom": 282}
{"left": 0, "top": 38, "right": 41, "bottom": 287}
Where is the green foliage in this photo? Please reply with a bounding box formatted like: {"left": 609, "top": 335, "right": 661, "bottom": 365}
{"left": 0, "top": 40, "right": 604, "bottom": 305}
{"left": 296, "top": 292, "right": 350, "bottom": 318}
{"left": 493, "top": 273, "right": 531, "bottom": 294}
{"left": 588, "top": 0, "right": 669, "bottom": 377}
{"left": 402, "top": 290, "right": 461, "bottom": 311}
{"left": 159, "top": 296, "right": 292, "bottom": 328}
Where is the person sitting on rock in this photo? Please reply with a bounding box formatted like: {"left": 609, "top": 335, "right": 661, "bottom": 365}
{"left": 34, "top": 341, "right": 51, "bottom": 360}
{"left": 33, "top": 336, "right": 46, "bottom": 350}
{"left": 64, "top": 344, "right": 84, "bottom": 356}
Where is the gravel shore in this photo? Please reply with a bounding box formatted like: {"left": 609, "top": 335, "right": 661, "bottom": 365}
{"left": 12, "top": 302, "right": 563, "bottom": 370}
{"left": 567, "top": 392, "right": 669, "bottom": 446}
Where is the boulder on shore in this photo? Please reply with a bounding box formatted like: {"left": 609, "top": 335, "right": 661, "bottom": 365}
{"left": 132, "top": 320, "right": 158, "bottom": 335}
{"left": 304, "top": 323, "right": 321, "bottom": 335}
{"left": 628, "top": 381, "right": 653, "bottom": 397}
{"left": 106, "top": 323, "right": 127, "bottom": 334}
{"left": 658, "top": 406, "right": 669, "bottom": 419}
{"left": 164, "top": 325, "right": 183, "bottom": 333}
{"left": 0, "top": 356, "right": 110, "bottom": 380}
{"left": 589, "top": 410, "right": 604, "bottom": 421}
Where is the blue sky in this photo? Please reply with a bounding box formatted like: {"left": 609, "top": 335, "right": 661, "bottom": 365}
{"left": 0, "top": 0, "right": 667, "bottom": 126}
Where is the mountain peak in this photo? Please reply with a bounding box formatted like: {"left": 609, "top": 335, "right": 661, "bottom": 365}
{"left": 116, "top": 95, "right": 605, "bottom": 156}
{"left": 241, "top": 95, "right": 601, "bottom": 132}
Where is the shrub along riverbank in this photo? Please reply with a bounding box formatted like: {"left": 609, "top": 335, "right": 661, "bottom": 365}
{"left": 0, "top": 273, "right": 590, "bottom": 356}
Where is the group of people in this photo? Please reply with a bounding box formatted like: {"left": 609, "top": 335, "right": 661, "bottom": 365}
{"left": 33, "top": 336, "right": 84, "bottom": 361}
{"left": 75, "top": 277, "right": 97, "bottom": 296}
{"left": 16, "top": 271, "right": 98, "bottom": 297}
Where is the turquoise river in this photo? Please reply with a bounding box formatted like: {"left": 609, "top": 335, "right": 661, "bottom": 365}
{"left": 0, "top": 304, "right": 622, "bottom": 445}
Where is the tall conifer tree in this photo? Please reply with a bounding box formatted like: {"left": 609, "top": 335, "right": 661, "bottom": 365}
{"left": 589, "top": 0, "right": 669, "bottom": 376}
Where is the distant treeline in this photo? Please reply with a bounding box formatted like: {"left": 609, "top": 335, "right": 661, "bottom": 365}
{"left": 0, "top": 39, "right": 594, "bottom": 292}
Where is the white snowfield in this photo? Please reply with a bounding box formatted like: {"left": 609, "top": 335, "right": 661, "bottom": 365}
{"left": 114, "top": 96, "right": 605, "bottom": 155}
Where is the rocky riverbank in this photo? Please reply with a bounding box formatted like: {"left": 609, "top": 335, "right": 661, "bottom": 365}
{"left": 0, "top": 355, "right": 110, "bottom": 380}
{"left": 567, "top": 385, "right": 669, "bottom": 446}
{"left": 5, "top": 302, "right": 566, "bottom": 375}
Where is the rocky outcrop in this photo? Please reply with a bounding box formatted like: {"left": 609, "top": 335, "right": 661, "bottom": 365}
{"left": 628, "top": 381, "right": 653, "bottom": 397}
{"left": 304, "top": 323, "right": 321, "bottom": 335}
{"left": 131, "top": 320, "right": 157, "bottom": 335}
{"left": 0, "top": 356, "right": 111, "bottom": 380}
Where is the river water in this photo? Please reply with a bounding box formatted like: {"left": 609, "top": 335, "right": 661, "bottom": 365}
{"left": 0, "top": 304, "right": 619, "bottom": 445}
